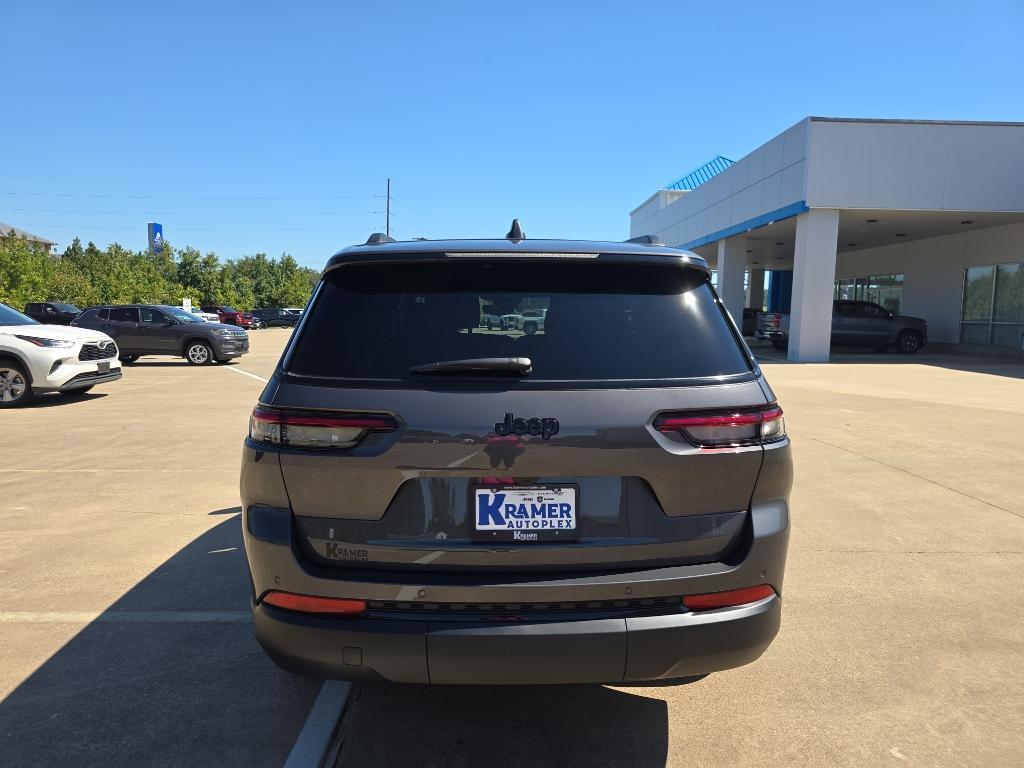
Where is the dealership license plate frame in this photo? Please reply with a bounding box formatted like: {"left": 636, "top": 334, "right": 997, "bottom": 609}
{"left": 469, "top": 484, "right": 580, "bottom": 543}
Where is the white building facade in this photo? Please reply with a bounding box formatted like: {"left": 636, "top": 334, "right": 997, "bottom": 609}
{"left": 630, "top": 118, "right": 1024, "bottom": 361}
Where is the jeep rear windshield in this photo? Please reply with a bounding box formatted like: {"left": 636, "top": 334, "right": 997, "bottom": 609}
{"left": 286, "top": 261, "right": 751, "bottom": 384}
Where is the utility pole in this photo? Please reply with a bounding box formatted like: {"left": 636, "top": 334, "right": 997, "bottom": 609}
{"left": 386, "top": 177, "right": 391, "bottom": 237}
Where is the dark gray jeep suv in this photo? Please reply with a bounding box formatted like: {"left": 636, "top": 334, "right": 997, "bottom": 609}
{"left": 73, "top": 304, "right": 249, "bottom": 365}
{"left": 241, "top": 228, "right": 792, "bottom": 685}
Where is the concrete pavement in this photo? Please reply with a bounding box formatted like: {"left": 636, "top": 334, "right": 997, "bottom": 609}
{"left": 0, "top": 329, "right": 315, "bottom": 768}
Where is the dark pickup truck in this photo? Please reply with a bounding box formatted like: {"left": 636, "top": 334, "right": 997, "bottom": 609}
{"left": 758, "top": 299, "right": 927, "bottom": 354}
{"left": 24, "top": 302, "right": 81, "bottom": 325}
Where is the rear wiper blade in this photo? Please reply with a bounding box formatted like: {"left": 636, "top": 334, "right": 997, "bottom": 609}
{"left": 408, "top": 357, "right": 533, "bottom": 376}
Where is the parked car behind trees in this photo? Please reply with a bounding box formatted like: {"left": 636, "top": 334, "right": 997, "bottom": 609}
{"left": 253, "top": 308, "right": 299, "bottom": 328}
{"left": 24, "top": 302, "right": 81, "bottom": 325}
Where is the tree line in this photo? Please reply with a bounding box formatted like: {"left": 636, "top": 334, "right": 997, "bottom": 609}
{"left": 0, "top": 232, "right": 321, "bottom": 311}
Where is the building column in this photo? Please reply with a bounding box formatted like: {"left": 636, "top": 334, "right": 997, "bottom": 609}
{"left": 716, "top": 236, "right": 746, "bottom": 326}
{"left": 789, "top": 208, "right": 840, "bottom": 362}
{"left": 747, "top": 268, "right": 766, "bottom": 310}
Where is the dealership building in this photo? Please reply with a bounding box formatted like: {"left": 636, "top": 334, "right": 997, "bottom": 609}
{"left": 630, "top": 118, "right": 1024, "bottom": 361}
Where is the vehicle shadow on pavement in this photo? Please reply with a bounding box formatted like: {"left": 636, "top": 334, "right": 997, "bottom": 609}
{"left": 0, "top": 515, "right": 321, "bottom": 768}
{"left": 210, "top": 505, "right": 243, "bottom": 515}
{"left": 336, "top": 682, "right": 669, "bottom": 767}
{"left": 124, "top": 360, "right": 192, "bottom": 367}
{"left": 24, "top": 392, "right": 110, "bottom": 408}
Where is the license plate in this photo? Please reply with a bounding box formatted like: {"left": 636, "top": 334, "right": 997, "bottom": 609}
{"left": 471, "top": 485, "right": 578, "bottom": 542}
{"left": 97, "top": 361, "right": 110, "bottom": 373}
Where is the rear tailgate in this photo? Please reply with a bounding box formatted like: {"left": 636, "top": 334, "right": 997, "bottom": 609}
{"left": 267, "top": 256, "right": 774, "bottom": 573}
{"left": 275, "top": 381, "right": 768, "bottom": 571}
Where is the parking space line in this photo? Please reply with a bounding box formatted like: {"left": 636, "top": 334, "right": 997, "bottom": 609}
{"left": 222, "top": 365, "right": 270, "bottom": 383}
{"left": 283, "top": 681, "right": 352, "bottom": 768}
{"left": 446, "top": 450, "right": 479, "bottom": 468}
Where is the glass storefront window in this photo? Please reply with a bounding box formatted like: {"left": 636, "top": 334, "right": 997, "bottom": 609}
{"left": 962, "top": 266, "right": 994, "bottom": 322}
{"left": 833, "top": 274, "right": 903, "bottom": 311}
{"left": 960, "top": 262, "right": 1024, "bottom": 347}
{"left": 993, "top": 263, "right": 1024, "bottom": 323}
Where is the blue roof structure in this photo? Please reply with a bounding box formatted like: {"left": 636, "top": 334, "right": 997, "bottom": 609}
{"left": 665, "top": 155, "right": 735, "bottom": 191}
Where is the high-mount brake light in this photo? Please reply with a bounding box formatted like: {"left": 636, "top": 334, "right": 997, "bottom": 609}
{"left": 249, "top": 406, "right": 398, "bottom": 449}
{"left": 262, "top": 591, "right": 367, "bottom": 615}
{"left": 654, "top": 406, "right": 785, "bottom": 448}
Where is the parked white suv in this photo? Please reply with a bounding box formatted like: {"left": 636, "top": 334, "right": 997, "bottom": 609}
{"left": 509, "top": 308, "right": 547, "bottom": 335}
{"left": 0, "top": 303, "right": 122, "bottom": 407}
{"left": 184, "top": 307, "right": 220, "bottom": 323}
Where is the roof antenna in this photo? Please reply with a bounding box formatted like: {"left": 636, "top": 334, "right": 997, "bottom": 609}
{"left": 506, "top": 218, "right": 525, "bottom": 242}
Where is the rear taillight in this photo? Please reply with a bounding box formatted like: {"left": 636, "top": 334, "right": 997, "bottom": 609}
{"left": 262, "top": 591, "right": 367, "bottom": 615}
{"left": 249, "top": 406, "right": 398, "bottom": 449}
{"left": 654, "top": 406, "right": 785, "bottom": 448}
{"left": 683, "top": 584, "right": 776, "bottom": 611}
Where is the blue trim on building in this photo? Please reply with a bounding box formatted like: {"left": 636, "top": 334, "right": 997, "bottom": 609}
{"left": 678, "top": 200, "right": 809, "bottom": 250}
{"left": 767, "top": 270, "right": 793, "bottom": 313}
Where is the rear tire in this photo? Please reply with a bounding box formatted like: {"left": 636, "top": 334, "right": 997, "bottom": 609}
{"left": 0, "top": 362, "right": 33, "bottom": 408}
{"left": 896, "top": 330, "right": 922, "bottom": 354}
{"left": 523, "top": 321, "right": 538, "bottom": 336}
{"left": 119, "top": 355, "right": 139, "bottom": 365}
{"left": 185, "top": 341, "right": 213, "bottom": 365}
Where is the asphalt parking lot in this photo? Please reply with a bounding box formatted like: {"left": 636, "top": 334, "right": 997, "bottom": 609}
{"left": 2, "top": 330, "right": 1023, "bottom": 767}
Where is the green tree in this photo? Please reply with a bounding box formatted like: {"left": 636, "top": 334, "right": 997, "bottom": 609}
{"left": 0, "top": 232, "right": 319, "bottom": 313}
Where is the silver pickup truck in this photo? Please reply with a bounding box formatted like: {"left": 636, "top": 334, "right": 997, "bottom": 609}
{"left": 756, "top": 299, "right": 927, "bottom": 354}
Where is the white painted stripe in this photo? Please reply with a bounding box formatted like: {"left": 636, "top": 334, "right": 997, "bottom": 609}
{"left": 445, "top": 450, "right": 479, "bottom": 468}
{"left": 414, "top": 550, "right": 445, "bottom": 565}
{"left": 283, "top": 681, "right": 352, "bottom": 768}
{"left": 0, "top": 611, "right": 251, "bottom": 623}
{"left": 222, "top": 365, "right": 270, "bottom": 383}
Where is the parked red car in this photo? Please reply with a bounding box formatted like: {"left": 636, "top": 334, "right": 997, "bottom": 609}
{"left": 200, "top": 305, "right": 257, "bottom": 328}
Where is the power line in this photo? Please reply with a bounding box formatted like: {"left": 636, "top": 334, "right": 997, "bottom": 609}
{"left": 1, "top": 207, "right": 382, "bottom": 216}
{"left": 0, "top": 191, "right": 374, "bottom": 201}
{"left": 15, "top": 224, "right": 376, "bottom": 232}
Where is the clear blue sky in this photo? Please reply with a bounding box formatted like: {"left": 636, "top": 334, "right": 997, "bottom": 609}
{"left": 3, "top": 0, "right": 1022, "bottom": 267}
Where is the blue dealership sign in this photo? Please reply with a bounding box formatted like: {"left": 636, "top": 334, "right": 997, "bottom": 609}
{"left": 148, "top": 222, "right": 164, "bottom": 253}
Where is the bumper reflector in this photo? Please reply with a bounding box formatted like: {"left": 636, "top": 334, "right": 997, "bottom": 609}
{"left": 682, "top": 584, "right": 776, "bottom": 612}
{"left": 262, "top": 591, "right": 367, "bottom": 616}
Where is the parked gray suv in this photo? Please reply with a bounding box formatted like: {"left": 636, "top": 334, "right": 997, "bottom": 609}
{"left": 241, "top": 229, "right": 792, "bottom": 685}
{"left": 72, "top": 304, "right": 249, "bottom": 365}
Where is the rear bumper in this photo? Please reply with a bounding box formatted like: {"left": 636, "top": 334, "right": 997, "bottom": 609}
{"left": 252, "top": 594, "right": 781, "bottom": 684}
{"left": 243, "top": 493, "right": 790, "bottom": 683}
